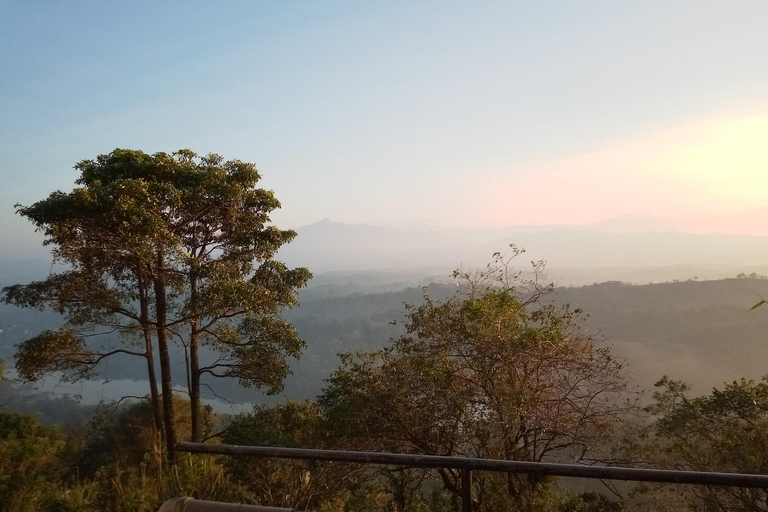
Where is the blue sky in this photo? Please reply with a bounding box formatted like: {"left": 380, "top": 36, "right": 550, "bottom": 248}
{"left": 2, "top": 1, "right": 767, "bottom": 258}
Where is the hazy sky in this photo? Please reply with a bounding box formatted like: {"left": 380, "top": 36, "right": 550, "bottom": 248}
{"left": 2, "top": 1, "right": 767, "bottom": 258}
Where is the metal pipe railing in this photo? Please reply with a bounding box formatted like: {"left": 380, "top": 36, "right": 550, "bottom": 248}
{"left": 178, "top": 442, "right": 768, "bottom": 512}
{"left": 178, "top": 442, "right": 768, "bottom": 488}
{"left": 159, "top": 497, "right": 299, "bottom": 512}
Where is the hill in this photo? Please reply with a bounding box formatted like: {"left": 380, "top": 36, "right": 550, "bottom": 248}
{"left": 2, "top": 275, "right": 768, "bottom": 406}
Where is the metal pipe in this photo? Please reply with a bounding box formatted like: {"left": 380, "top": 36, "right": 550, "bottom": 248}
{"left": 158, "top": 497, "right": 298, "bottom": 512}
{"left": 178, "top": 442, "right": 768, "bottom": 489}
{"left": 461, "top": 469, "right": 472, "bottom": 512}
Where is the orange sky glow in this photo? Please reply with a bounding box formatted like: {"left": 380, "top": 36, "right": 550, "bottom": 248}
{"left": 475, "top": 112, "right": 768, "bottom": 234}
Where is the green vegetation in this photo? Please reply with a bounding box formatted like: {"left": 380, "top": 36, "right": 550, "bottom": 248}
{"left": 320, "top": 253, "right": 635, "bottom": 510}
{"left": 2, "top": 148, "right": 310, "bottom": 462}
{"left": 0, "top": 412, "right": 66, "bottom": 512}
{"left": 613, "top": 376, "right": 768, "bottom": 511}
{"left": 4, "top": 269, "right": 768, "bottom": 509}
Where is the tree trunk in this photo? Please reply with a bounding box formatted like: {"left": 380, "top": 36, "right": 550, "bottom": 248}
{"left": 190, "top": 319, "right": 201, "bottom": 442}
{"left": 138, "top": 264, "right": 164, "bottom": 438}
{"left": 144, "top": 335, "right": 163, "bottom": 436}
{"left": 154, "top": 247, "right": 177, "bottom": 463}
{"left": 189, "top": 262, "right": 202, "bottom": 443}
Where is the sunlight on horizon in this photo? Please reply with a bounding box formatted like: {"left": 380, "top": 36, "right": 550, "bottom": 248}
{"left": 659, "top": 115, "right": 768, "bottom": 207}
{"left": 475, "top": 112, "right": 768, "bottom": 232}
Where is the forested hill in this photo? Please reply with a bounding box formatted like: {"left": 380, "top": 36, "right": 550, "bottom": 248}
{"left": 553, "top": 277, "right": 768, "bottom": 394}
{"left": 2, "top": 276, "right": 767, "bottom": 404}
{"left": 283, "top": 277, "right": 768, "bottom": 400}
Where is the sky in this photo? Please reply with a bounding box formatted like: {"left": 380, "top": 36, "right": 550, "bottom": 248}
{"left": 2, "top": 1, "right": 768, "bottom": 259}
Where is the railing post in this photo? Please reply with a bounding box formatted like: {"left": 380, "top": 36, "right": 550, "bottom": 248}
{"left": 461, "top": 468, "right": 472, "bottom": 512}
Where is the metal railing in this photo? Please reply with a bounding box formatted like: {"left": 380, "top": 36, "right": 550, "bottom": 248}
{"left": 178, "top": 442, "right": 768, "bottom": 512}
{"left": 159, "top": 497, "right": 299, "bottom": 512}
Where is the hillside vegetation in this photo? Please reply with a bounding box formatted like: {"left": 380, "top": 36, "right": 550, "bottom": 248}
{"left": 283, "top": 276, "right": 768, "bottom": 400}
{"left": 3, "top": 276, "right": 767, "bottom": 403}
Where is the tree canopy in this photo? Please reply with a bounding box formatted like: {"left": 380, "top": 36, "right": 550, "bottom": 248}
{"left": 319, "top": 250, "right": 636, "bottom": 510}
{"left": 2, "top": 148, "right": 310, "bottom": 460}
{"left": 623, "top": 376, "right": 768, "bottom": 511}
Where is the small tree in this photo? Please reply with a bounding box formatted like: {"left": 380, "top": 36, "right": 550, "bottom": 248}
{"left": 632, "top": 376, "right": 768, "bottom": 511}
{"left": 223, "top": 400, "right": 368, "bottom": 511}
{"left": 320, "top": 249, "right": 636, "bottom": 510}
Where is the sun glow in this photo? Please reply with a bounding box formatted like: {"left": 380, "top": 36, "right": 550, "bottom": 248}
{"left": 653, "top": 115, "right": 768, "bottom": 207}
{"left": 475, "top": 112, "right": 768, "bottom": 230}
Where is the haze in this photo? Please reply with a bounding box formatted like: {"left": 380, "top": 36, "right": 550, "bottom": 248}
{"left": 2, "top": 1, "right": 768, "bottom": 263}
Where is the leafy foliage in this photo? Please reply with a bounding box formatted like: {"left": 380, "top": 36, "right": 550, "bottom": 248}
{"left": 0, "top": 412, "right": 67, "bottom": 512}
{"left": 618, "top": 376, "right": 768, "bottom": 511}
{"left": 320, "top": 250, "right": 636, "bottom": 510}
{"left": 222, "top": 400, "right": 367, "bottom": 511}
{"left": 15, "top": 329, "right": 97, "bottom": 382}
{"left": 2, "top": 148, "right": 310, "bottom": 458}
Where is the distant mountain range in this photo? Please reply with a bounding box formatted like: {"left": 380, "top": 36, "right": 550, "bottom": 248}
{"left": 276, "top": 217, "right": 768, "bottom": 283}
{"left": 5, "top": 212, "right": 768, "bottom": 288}
{"left": 584, "top": 209, "right": 768, "bottom": 236}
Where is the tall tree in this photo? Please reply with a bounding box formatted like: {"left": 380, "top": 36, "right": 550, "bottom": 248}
{"left": 320, "top": 250, "right": 635, "bottom": 511}
{"left": 161, "top": 151, "right": 311, "bottom": 442}
{"left": 2, "top": 148, "right": 310, "bottom": 459}
{"left": 4, "top": 160, "right": 171, "bottom": 446}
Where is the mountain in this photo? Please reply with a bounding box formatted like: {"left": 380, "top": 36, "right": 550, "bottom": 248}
{"left": 585, "top": 209, "right": 768, "bottom": 235}
{"left": 5, "top": 219, "right": 768, "bottom": 298}
{"left": 277, "top": 219, "right": 768, "bottom": 283}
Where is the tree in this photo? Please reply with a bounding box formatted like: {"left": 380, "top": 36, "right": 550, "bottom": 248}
{"left": 78, "top": 395, "right": 216, "bottom": 478}
{"left": 2, "top": 149, "right": 310, "bottom": 460}
{"left": 4, "top": 162, "right": 175, "bottom": 451}
{"left": 0, "top": 412, "right": 67, "bottom": 512}
{"left": 629, "top": 376, "right": 768, "bottom": 511}
{"left": 157, "top": 150, "right": 310, "bottom": 442}
{"left": 223, "top": 400, "right": 368, "bottom": 511}
{"left": 320, "top": 249, "right": 636, "bottom": 511}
